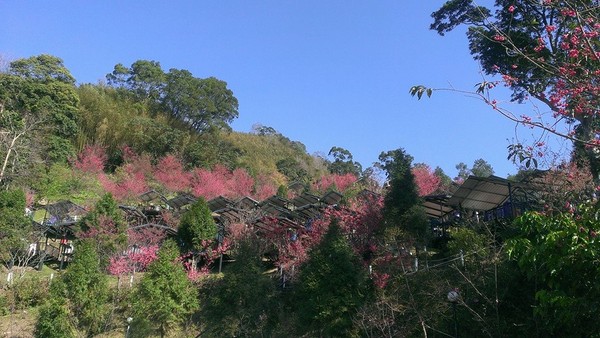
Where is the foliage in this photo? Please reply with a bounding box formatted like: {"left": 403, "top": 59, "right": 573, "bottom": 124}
{"left": 33, "top": 162, "right": 101, "bottom": 204}
{"left": 0, "top": 189, "right": 31, "bottom": 265}
{"left": 378, "top": 148, "right": 427, "bottom": 247}
{"left": 6, "top": 55, "right": 79, "bottom": 159}
{"left": 34, "top": 279, "right": 77, "bottom": 338}
{"left": 107, "top": 60, "right": 239, "bottom": 133}
{"left": 527, "top": 161, "right": 595, "bottom": 213}
{"left": 471, "top": 158, "right": 494, "bottom": 178}
{"left": 454, "top": 158, "right": 495, "bottom": 182}
{"left": 62, "top": 239, "right": 110, "bottom": 336}
{"left": 276, "top": 157, "right": 310, "bottom": 184}
{"left": 508, "top": 205, "right": 600, "bottom": 336}
{"left": 73, "top": 144, "right": 107, "bottom": 174}
{"left": 434, "top": 166, "right": 454, "bottom": 193}
{"left": 327, "top": 146, "right": 363, "bottom": 176}
{"left": 312, "top": 173, "right": 358, "bottom": 194}
{"left": 201, "top": 235, "right": 278, "bottom": 337}
{"left": 153, "top": 154, "right": 191, "bottom": 192}
{"left": 412, "top": 163, "right": 441, "bottom": 196}
{"left": 224, "top": 130, "right": 328, "bottom": 186}
{"left": 0, "top": 54, "right": 80, "bottom": 185}
{"left": 131, "top": 240, "right": 199, "bottom": 337}
{"left": 292, "top": 221, "right": 372, "bottom": 337}
{"left": 78, "top": 193, "right": 127, "bottom": 264}
{"left": 178, "top": 197, "right": 217, "bottom": 253}
{"left": 9, "top": 274, "right": 50, "bottom": 310}
{"left": 428, "top": 0, "right": 600, "bottom": 175}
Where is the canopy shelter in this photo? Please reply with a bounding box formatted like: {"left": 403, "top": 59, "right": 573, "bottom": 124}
{"left": 422, "top": 194, "right": 454, "bottom": 219}
{"left": 446, "top": 175, "right": 534, "bottom": 219}
{"left": 321, "top": 190, "right": 343, "bottom": 206}
{"left": 38, "top": 200, "right": 87, "bottom": 239}
{"left": 166, "top": 192, "right": 197, "bottom": 210}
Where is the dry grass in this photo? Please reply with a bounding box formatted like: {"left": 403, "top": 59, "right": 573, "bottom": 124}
{"left": 0, "top": 309, "right": 37, "bottom": 338}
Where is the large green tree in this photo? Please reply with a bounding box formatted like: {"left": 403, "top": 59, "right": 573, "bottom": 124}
{"left": 327, "top": 146, "right": 363, "bottom": 176}
{"left": 131, "top": 240, "right": 199, "bottom": 338}
{"left": 201, "top": 235, "right": 278, "bottom": 337}
{"left": 508, "top": 204, "right": 600, "bottom": 336}
{"left": 78, "top": 193, "right": 127, "bottom": 264}
{"left": 62, "top": 239, "right": 110, "bottom": 336}
{"left": 0, "top": 189, "right": 31, "bottom": 267}
{"left": 107, "top": 60, "right": 239, "bottom": 133}
{"left": 178, "top": 197, "right": 218, "bottom": 253}
{"left": 429, "top": 0, "right": 600, "bottom": 175}
{"left": 378, "top": 148, "right": 429, "bottom": 248}
{"left": 0, "top": 54, "right": 79, "bottom": 186}
{"left": 34, "top": 279, "right": 77, "bottom": 338}
{"left": 293, "top": 221, "right": 372, "bottom": 337}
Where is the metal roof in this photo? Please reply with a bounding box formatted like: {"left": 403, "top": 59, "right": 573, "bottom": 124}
{"left": 292, "top": 192, "right": 320, "bottom": 207}
{"left": 422, "top": 194, "right": 454, "bottom": 218}
{"left": 139, "top": 190, "right": 162, "bottom": 202}
{"left": 321, "top": 190, "right": 343, "bottom": 205}
{"left": 166, "top": 193, "right": 197, "bottom": 209}
{"left": 446, "top": 175, "right": 528, "bottom": 211}
{"left": 207, "top": 196, "right": 233, "bottom": 212}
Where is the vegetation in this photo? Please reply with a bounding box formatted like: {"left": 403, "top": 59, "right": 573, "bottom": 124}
{"left": 0, "top": 1, "right": 597, "bottom": 335}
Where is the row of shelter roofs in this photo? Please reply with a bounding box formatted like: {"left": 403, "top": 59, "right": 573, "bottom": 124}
{"left": 33, "top": 175, "right": 538, "bottom": 265}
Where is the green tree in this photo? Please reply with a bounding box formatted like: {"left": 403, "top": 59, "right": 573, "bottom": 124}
{"left": 276, "top": 157, "right": 310, "bottom": 184}
{"left": 378, "top": 148, "right": 428, "bottom": 248}
{"left": 293, "top": 221, "right": 372, "bottom": 337}
{"left": 434, "top": 166, "right": 453, "bottom": 193}
{"left": 379, "top": 149, "right": 420, "bottom": 222}
{"left": 9, "top": 54, "right": 75, "bottom": 84}
{"left": 455, "top": 162, "right": 470, "bottom": 182}
{"left": 0, "top": 189, "right": 31, "bottom": 267}
{"left": 78, "top": 193, "right": 127, "bottom": 264}
{"left": 201, "top": 235, "right": 278, "bottom": 337}
{"left": 34, "top": 279, "right": 77, "bottom": 338}
{"left": 0, "top": 54, "right": 79, "bottom": 170}
{"left": 107, "top": 60, "right": 239, "bottom": 133}
{"left": 163, "top": 69, "right": 239, "bottom": 132}
{"left": 471, "top": 158, "right": 494, "bottom": 178}
{"left": 178, "top": 197, "right": 217, "bottom": 253}
{"left": 131, "top": 240, "right": 199, "bottom": 338}
{"left": 507, "top": 204, "right": 600, "bottom": 336}
{"left": 62, "top": 239, "right": 110, "bottom": 336}
{"left": 430, "top": 0, "right": 600, "bottom": 176}
{"left": 328, "top": 146, "right": 362, "bottom": 176}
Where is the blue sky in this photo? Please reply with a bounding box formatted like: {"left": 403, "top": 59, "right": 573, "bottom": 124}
{"left": 1, "top": 1, "right": 540, "bottom": 178}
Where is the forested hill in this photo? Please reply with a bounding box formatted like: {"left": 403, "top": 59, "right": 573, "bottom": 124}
{"left": 0, "top": 54, "right": 362, "bottom": 205}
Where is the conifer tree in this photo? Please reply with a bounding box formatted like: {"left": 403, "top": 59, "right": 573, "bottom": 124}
{"left": 34, "top": 279, "right": 77, "bottom": 338}
{"left": 62, "top": 239, "right": 110, "bottom": 336}
{"left": 202, "top": 235, "right": 278, "bottom": 336}
{"left": 178, "top": 197, "right": 217, "bottom": 252}
{"left": 131, "top": 240, "right": 199, "bottom": 338}
{"left": 293, "top": 221, "right": 372, "bottom": 337}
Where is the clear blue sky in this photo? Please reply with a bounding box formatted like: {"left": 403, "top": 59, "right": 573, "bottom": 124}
{"left": 2, "top": 1, "right": 535, "bottom": 178}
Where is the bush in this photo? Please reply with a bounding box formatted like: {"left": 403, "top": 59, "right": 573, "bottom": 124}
{"left": 10, "top": 275, "right": 50, "bottom": 310}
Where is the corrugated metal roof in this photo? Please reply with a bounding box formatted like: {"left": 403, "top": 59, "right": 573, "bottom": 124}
{"left": 422, "top": 194, "right": 454, "bottom": 218}
{"left": 447, "top": 175, "right": 527, "bottom": 211}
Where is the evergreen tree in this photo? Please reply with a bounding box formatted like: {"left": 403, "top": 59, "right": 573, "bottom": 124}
{"left": 131, "top": 240, "right": 199, "bottom": 338}
{"left": 379, "top": 149, "right": 420, "bottom": 223}
{"left": 78, "top": 193, "right": 127, "bottom": 265}
{"left": 34, "top": 279, "right": 77, "bottom": 338}
{"left": 178, "top": 197, "right": 217, "bottom": 252}
{"left": 0, "top": 189, "right": 31, "bottom": 266}
{"left": 293, "top": 221, "right": 372, "bottom": 337}
{"left": 378, "top": 149, "right": 429, "bottom": 246}
{"left": 471, "top": 158, "right": 494, "bottom": 178}
{"left": 62, "top": 239, "right": 109, "bottom": 336}
{"left": 202, "top": 235, "right": 278, "bottom": 336}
